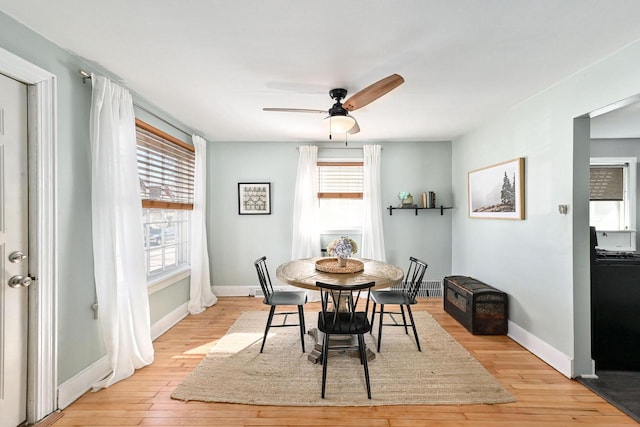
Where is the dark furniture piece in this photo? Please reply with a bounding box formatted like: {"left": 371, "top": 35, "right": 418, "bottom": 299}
{"left": 316, "top": 280, "right": 375, "bottom": 399}
{"left": 443, "top": 275, "right": 508, "bottom": 335}
{"left": 590, "top": 226, "right": 640, "bottom": 371}
{"left": 370, "top": 256, "right": 428, "bottom": 352}
{"left": 254, "top": 256, "right": 307, "bottom": 353}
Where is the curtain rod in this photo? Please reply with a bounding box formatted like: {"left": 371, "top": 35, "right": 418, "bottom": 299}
{"left": 297, "top": 146, "right": 382, "bottom": 150}
{"left": 78, "top": 69, "right": 192, "bottom": 137}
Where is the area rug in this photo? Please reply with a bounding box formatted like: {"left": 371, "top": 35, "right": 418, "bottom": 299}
{"left": 171, "top": 311, "right": 515, "bottom": 406}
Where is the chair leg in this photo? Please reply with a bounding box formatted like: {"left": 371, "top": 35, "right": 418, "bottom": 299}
{"left": 400, "top": 305, "right": 409, "bottom": 334}
{"left": 369, "top": 302, "right": 377, "bottom": 334}
{"left": 260, "top": 305, "right": 276, "bottom": 353}
{"left": 297, "top": 304, "right": 306, "bottom": 353}
{"left": 321, "top": 332, "right": 330, "bottom": 398}
{"left": 358, "top": 334, "right": 372, "bottom": 399}
{"left": 406, "top": 305, "right": 421, "bottom": 352}
{"left": 377, "top": 304, "right": 384, "bottom": 352}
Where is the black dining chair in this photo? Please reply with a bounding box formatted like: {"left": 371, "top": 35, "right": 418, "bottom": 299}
{"left": 316, "top": 280, "right": 375, "bottom": 399}
{"left": 370, "top": 256, "right": 428, "bottom": 352}
{"left": 254, "top": 256, "right": 307, "bottom": 353}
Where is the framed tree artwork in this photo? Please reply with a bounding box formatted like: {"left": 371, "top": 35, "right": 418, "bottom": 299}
{"left": 238, "top": 182, "right": 271, "bottom": 215}
{"left": 468, "top": 158, "right": 525, "bottom": 220}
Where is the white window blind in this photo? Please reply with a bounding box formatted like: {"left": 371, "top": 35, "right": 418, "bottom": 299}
{"left": 317, "top": 161, "right": 363, "bottom": 199}
{"left": 136, "top": 119, "right": 195, "bottom": 210}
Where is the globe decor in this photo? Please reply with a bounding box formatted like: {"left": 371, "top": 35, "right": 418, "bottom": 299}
{"left": 327, "top": 236, "right": 358, "bottom": 267}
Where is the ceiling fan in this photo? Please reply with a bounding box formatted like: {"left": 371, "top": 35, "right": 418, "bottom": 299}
{"left": 263, "top": 74, "right": 405, "bottom": 138}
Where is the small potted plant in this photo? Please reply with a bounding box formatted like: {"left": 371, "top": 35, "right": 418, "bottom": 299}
{"left": 327, "top": 236, "right": 358, "bottom": 267}
{"left": 398, "top": 191, "right": 413, "bottom": 207}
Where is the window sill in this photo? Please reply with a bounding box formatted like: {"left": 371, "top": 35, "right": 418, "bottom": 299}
{"left": 147, "top": 264, "right": 191, "bottom": 295}
{"left": 319, "top": 228, "right": 362, "bottom": 234}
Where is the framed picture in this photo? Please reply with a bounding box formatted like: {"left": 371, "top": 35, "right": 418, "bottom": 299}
{"left": 238, "top": 182, "right": 271, "bottom": 215}
{"left": 468, "top": 157, "right": 525, "bottom": 219}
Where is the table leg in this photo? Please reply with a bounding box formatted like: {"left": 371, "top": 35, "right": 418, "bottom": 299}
{"left": 306, "top": 328, "right": 375, "bottom": 364}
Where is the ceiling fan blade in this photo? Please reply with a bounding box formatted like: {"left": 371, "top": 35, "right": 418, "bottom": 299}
{"left": 347, "top": 117, "right": 360, "bottom": 135}
{"left": 343, "top": 74, "right": 405, "bottom": 111}
{"left": 263, "top": 108, "right": 327, "bottom": 114}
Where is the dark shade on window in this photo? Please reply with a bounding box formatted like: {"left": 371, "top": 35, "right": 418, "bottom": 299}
{"left": 590, "top": 166, "right": 624, "bottom": 201}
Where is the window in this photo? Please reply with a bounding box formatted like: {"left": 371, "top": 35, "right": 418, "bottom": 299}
{"left": 136, "top": 119, "right": 195, "bottom": 278}
{"left": 317, "top": 161, "right": 363, "bottom": 233}
{"left": 142, "top": 208, "right": 190, "bottom": 276}
{"left": 589, "top": 157, "right": 636, "bottom": 231}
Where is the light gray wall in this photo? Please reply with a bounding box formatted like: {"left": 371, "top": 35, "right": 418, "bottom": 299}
{"left": 451, "top": 38, "right": 640, "bottom": 377}
{"left": 0, "top": 11, "right": 193, "bottom": 383}
{"left": 208, "top": 141, "right": 453, "bottom": 289}
{"left": 590, "top": 138, "right": 640, "bottom": 250}
{"left": 380, "top": 141, "right": 453, "bottom": 281}
{"left": 0, "top": 12, "right": 103, "bottom": 383}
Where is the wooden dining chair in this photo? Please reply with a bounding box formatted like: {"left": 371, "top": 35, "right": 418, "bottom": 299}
{"left": 316, "top": 280, "right": 375, "bottom": 399}
{"left": 370, "top": 256, "right": 428, "bottom": 352}
{"left": 254, "top": 256, "right": 307, "bottom": 353}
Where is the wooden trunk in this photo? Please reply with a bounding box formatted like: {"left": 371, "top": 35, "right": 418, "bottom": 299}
{"left": 443, "top": 275, "right": 508, "bottom": 335}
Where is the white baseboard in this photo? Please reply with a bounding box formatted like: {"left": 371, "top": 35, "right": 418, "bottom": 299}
{"left": 213, "top": 285, "right": 296, "bottom": 297}
{"left": 57, "top": 355, "right": 110, "bottom": 409}
{"left": 57, "top": 301, "right": 190, "bottom": 409}
{"left": 507, "top": 320, "right": 573, "bottom": 378}
{"left": 151, "top": 302, "right": 189, "bottom": 340}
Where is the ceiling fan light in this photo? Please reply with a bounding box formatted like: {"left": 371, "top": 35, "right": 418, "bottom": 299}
{"left": 323, "top": 115, "right": 356, "bottom": 133}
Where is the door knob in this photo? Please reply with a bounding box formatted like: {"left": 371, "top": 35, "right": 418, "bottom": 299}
{"left": 9, "top": 251, "right": 27, "bottom": 263}
{"left": 8, "top": 275, "right": 32, "bottom": 288}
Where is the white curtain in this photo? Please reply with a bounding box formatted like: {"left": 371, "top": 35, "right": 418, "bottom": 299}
{"left": 292, "top": 145, "right": 321, "bottom": 301}
{"left": 188, "top": 135, "right": 217, "bottom": 314}
{"left": 361, "top": 144, "right": 386, "bottom": 261}
{"left": 89, "top": 74, "right": 154, "bottom": 390}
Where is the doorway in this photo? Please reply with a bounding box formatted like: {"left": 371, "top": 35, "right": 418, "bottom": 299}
{"left": 0, "top": 47, "right": 57, "bottom": 424}
{"left": 578, "top": 96, "right": 640, "bottom": 423}
{"left": 0, "top": 71, "right": 29, "bottom": 427}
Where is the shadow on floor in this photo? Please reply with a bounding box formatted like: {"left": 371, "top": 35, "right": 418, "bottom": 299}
{"left": 577, "top": 370, "right": 640, "bottom": 423}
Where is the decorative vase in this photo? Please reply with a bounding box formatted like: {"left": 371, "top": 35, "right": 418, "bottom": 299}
{"left": 337, "top": 257, "right": 348, "bottom": 267}
{"left": 404, "top": 195, "right": 413, "bottom": 205}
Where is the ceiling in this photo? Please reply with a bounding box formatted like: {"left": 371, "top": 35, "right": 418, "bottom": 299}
{"left": 2, "top": 0, "right": 640, "bottom": 143}
{"left": 591, "top": 100, "right": 640, "bottom": 139}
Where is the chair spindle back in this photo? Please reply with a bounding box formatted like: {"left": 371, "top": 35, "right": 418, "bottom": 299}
{"left": 404, "top": 256, "right": 428, "bottom": 300}
{"left": 254, "top": 256, "right": 274, "bottom": 300}
{"left": 317, "top": 281, "right": 374, "bottom": 334}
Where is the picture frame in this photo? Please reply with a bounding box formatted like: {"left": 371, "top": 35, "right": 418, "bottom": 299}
{"left": 468, "top": 157, "right": 525, "bottom": 220}
{"left": 238, "top": 182, "right": 271, "bottom": 215}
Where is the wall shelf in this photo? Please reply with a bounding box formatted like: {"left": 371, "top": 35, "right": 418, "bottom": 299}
{"left": 387, "top": 205, "right": 453, "bottom": 216}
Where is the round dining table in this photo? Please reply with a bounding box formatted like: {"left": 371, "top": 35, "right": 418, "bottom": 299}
{"left": 276, "top": 257, "right": 404, "bottom": 363}
{"left": 275, "top": 257, "right": 404, "bottom": 291}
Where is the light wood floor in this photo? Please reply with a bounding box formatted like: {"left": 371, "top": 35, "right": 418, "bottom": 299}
{"left": 51, "top": 297, "right": 637, "bottom": 426}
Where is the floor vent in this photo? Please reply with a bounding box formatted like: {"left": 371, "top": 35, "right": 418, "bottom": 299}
{"left": 391, "top": 280, "right": 443, "bottom": 298}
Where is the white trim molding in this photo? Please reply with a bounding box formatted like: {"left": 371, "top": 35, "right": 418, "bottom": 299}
{"left": 151, "top": 302, "right": 189, "bottom": 340}
{"left": 57, "top": 301, "right": 189, "bottom": 409}
{"left": 508, "top": 320, "right": 573, "bottom": 378}
{"left": 148, "top": 266, "right": 190, "bottom": 295}
{"left": 212, "top": 284, "right": 298, "bottom": 297}
{"left": 56, "top": 356, "right": 110, "bottom": 410}
{"left": 0, "top": 46, "right": 58, "bottom": 424}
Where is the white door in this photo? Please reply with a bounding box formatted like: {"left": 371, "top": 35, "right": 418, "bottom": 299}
{"left": 0, "top": 72, "right": 29, "bottom": 427}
